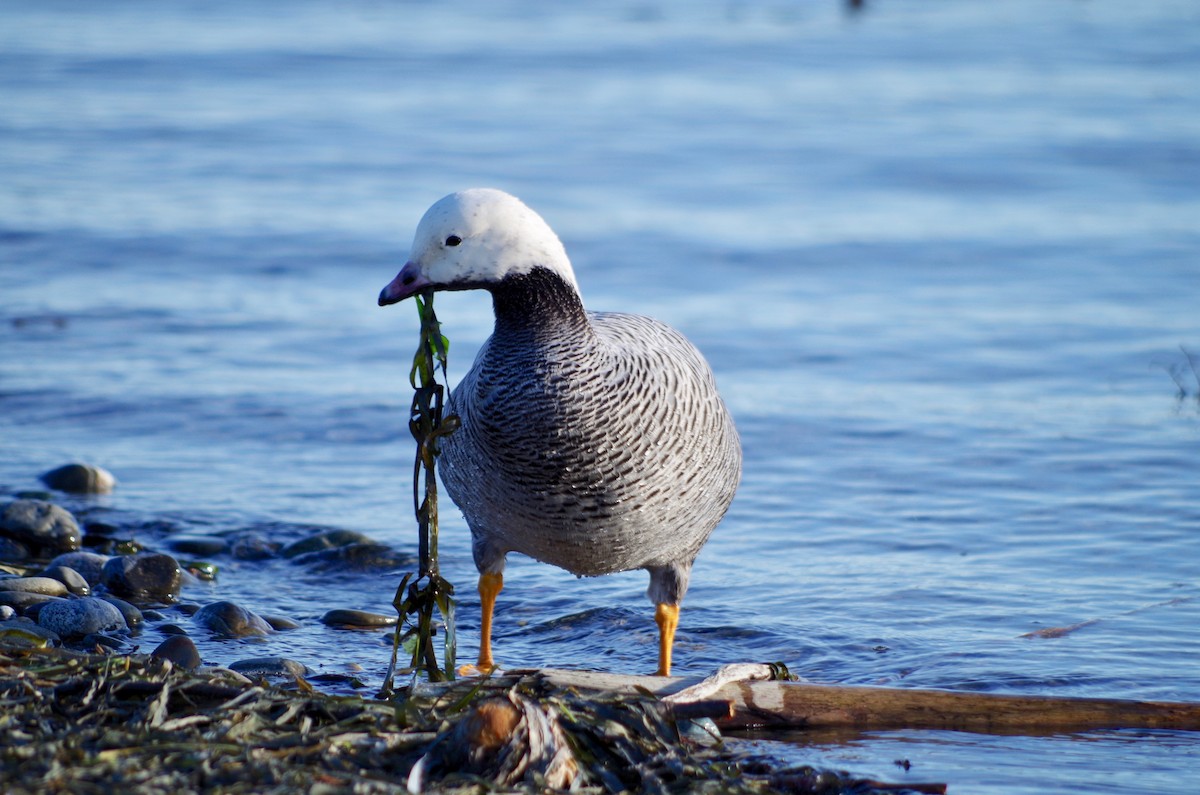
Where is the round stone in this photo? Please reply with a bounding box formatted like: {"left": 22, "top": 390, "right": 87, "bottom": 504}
{"left": 280, "top": 529, "right": 373, "bottom": 559}
{"left": 168, "top": 536, "right": 228, "bottom": 556}
{"left": 0, "top": 537, "right": 30, "bottom": 562}
{"left": 320, "top": 609, "right": 398, "bottom": 629}
{"left": 193, "top": 601, "right": 274, "bottom": 637}
{"left": 291, "top": 543, "right": 416, "bottom": 573}
{"left": 260, "top": 614, "right": 302, "bottom": 631}
{"left": 45, "top": 552, "right": 110, "bottom": 585}
{"left": 151, "top": 635, "right": 202, "bottom": 670}
{"left": 0, "top": 591, "right": 64, "bottom": 611}
{"left": 0, "top": 500, "right": 81, "bottom": 554}
{"left": 40, "top": 565, "right": 91, "bottom": 596}
{"left": 228, "top": 656, "right": 310, "bottom": 681}
{"left": 37, "top": 597, "right": 127, "bottom": 638}
{"left": 99, "top": 595, "right": 144, "bottom": 628}
{"left": 0, "top": 576, "right": 69, "bottom": 597}
{"left": 227, "top": 532, "right": 279, "bottom": 561}
{"left": 40, "top": 463, "right": 117, "bottom": 494}
{"left": 100, "top": 553, "right": 183, "bottom": 604}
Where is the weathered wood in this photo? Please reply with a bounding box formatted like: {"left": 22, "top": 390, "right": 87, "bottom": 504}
{"left": 529, "top": 668, "right": 1200, "bottom": 734}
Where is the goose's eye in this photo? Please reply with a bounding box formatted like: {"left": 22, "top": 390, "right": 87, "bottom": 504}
{"left": 445, "top": 235, "right": 462, "bottom": 247}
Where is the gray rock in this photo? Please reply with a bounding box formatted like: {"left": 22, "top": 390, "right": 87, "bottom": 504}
{"left": 320, "top": 609, "right": 398, "bottom": 629}
{"left": 228, "top": 656, "right": 310, "bottom": 681}
{"left": 0, "top": 500, "right": 81, "bottom": 553}
{"left": 37, "top": 597, "right": 127, "bottom": 638}
{"left": 40, "top": 565, "right": 91, "bottom": 596}
{"left": 101, "top": 553, "right": 183, "bottom": 604}
{"left": 45, "top": 552, "right": 111, "bottom": 585}
{"left": 151, "top": 635, "right": 202, "bottom": 670}
{"left": 168, "top": 535, "right": 228, "bottom": 557}
{"left": 280, "top": 529, "right": 373, "bottom": 559}
{"left": 99, "top": 595, "right": 144, "bottom": 628}
{"left": 0, "top": 576, "right": 69, "bottom": 597}
{"left": 40, "top": 463, "right": 117, "bottom": 494}
{"left": 193, "top": 601, "right": 274, "bottom": 637}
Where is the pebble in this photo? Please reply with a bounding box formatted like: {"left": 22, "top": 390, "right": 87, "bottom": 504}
{"left": 0, "top": 591, "right": 65, "bottom": 611}
{"left": 45, "top": 551, "right": 111, "bottom": 585}
{"left": 151, "top": 635, "right": 202, "bottom": 670}
{"left": 40, "top": 463, "right": 117, "bottom": 494}
{"left": 227, "top": 531, "right": 279, "bottom": 561}
{"left": 100, "top": 552, "right": 183, "bottom": 604}
{"left": 0, "top": 536, "right": 30, "bottom": 562}
{"left": 37, "top": 597, "right": 127, "bottom": 638}
{"left": 228, "top": 656, "right": 311, "bottom": 681}
{"left": 320, "top": 609, "right": 398, "bottom": 629}
{"left": 291, "top": 543, "right": 416, "bottom": 573}
{"left": 169, "top": 535, "right": 228, "bottom": 557}
{"left": 99, "top": 595, "right": 144, "bottom": 629}
{"left": 193, "top": 601, "right": 274, "bottom": 637}
{"left": 0, "top": 605, "right": 13, "bottom": 620}
{"left": 280, "top": 529, "right": 373, "bottom": 559}
{"left": 0, "top": 499, "right": 81, "bottom": 554}
{"left": 158, "top": 623, "right": 189, "bottom": 636}
{"left": 260, "top": 614, "right": 302, "bottom": 631}
{"left": 0, "top": 576, "right": 69, "bottom": 597}
{"left": 40, "top": 565, "right": 91, "bottom": 596}
{"left": 0, "top": 617, "right": 60, "bottom": 647}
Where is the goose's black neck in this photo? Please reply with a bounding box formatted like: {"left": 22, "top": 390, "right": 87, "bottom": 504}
{"left": 489, "top": 266, "right": 592, "bottom": 341}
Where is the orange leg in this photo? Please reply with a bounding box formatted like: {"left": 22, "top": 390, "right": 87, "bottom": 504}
{"left": 477, "top": 572, "right": 504, "bottom": 672}
{"left": 655, "top": 603, "right": 680, "bottom": 677}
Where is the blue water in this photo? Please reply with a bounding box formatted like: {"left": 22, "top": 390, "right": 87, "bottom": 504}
{"left": 3, "top": 1, "right": 1199, "bottom": 792}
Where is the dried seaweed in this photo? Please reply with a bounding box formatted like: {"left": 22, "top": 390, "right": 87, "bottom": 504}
{"left": 0, "top": 641, "right": 936, "bottom": 795}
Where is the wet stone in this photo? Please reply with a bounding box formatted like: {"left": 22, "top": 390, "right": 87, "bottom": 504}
{"left": 1, "top": 499, "right": 81, "bottom": 554}
{"left": 37, "top": 597, "right": 127, "bottom": 638}
{"left": 0, "top": 591, "right": 65, "bottom": 611}
{"left": 45, "top": 551, "right": 110, "bottom": 585}
{"left": 292, "top": 543, "right": 417, "bottom": 573}
{"left": 193, "top": 601, "right": 274, "bottom": 637}
{"left": 0, "top": 576, "right": 69, "bottom": 597}
{"left": 99, "top": 595, "right": 144, "bottom": 629}
{"left": 158, "top": 623, "right": 189, "bottom": 636}
{"left": 151, "top": 635, "right": 202, "bottom": 670}
{"left": 320, "top": 609, "right": 398, "bottom": 629}
{"left": 40, "top": 463, "right": 117, "bottom": 494}
{"left": 228, "top": 656, "right": 310, "bottom": 681}
{"left": 101, "top": 552, "right": 183, "bottom": 604}
{"left": 0, "top": 605, "right": 14, "bottom": 620}
{"left": 169, "top": 535, "right": 228, "bottom": 557}
{"left": 174, "top": 602, "right": 202, "bottom": 616}
{"left": 260, "top": 614, "right": 302, "bottom": 631}
{"left": 280, "top": 529, "right": 374, "bottom": 559}
{"left": 39, "top": 565, "right": 91, "bottom": 596}
{"left": 0, "top": 536, "right": 30, "bottom": 562}
{"left": 227, "top": 531, "right": 279, "bottom": 561}
{"left": 0, "top": 617, "right": 60, "bottom": 647}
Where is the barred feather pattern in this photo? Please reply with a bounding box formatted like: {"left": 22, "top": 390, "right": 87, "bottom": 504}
{"left": 439, "top": 267, "right": 742, "bottom": 606}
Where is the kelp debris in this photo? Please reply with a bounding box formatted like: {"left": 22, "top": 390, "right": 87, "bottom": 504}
{"left": 0, "top": 641, "right": 935, "bottom": 794}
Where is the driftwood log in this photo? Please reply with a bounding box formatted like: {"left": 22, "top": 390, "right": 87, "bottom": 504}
{"left": 516, "top": 666, "right": 1200, "bottom": 735}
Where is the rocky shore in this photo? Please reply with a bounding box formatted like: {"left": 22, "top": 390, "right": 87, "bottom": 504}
{"left": 1, "top": 464, "right": 931, "bottom": 794}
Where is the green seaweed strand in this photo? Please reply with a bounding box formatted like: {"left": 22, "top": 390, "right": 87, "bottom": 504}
{"left": 381, "top": 290, "right": 459, "bottom": 695}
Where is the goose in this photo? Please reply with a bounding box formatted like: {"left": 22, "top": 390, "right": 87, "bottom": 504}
{"left": 379, "top": 189, "right": 741, "bottom": 676}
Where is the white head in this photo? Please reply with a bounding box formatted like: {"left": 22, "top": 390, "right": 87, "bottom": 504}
{"left": 378, "top": 189, "right": 578, "bottom": 305}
